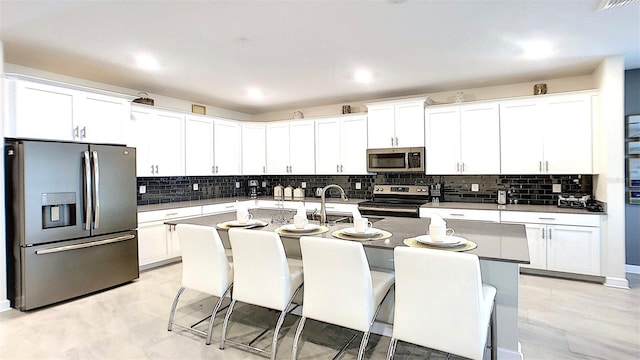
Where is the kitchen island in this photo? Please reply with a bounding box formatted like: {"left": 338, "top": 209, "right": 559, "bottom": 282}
{"left": 167, "top": 208, "right": 529, "bottom": 360}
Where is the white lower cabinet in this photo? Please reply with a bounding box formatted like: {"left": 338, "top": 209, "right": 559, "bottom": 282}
{"left": 501, "top": 212, "right": 601, "bottom": 276}
{"left": 137, "top": 206, "right": 202, "bottom": 268}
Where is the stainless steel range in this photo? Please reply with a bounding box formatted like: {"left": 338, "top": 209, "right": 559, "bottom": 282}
{"left": 358, "top": 184, "right": 430, "bottom": 218}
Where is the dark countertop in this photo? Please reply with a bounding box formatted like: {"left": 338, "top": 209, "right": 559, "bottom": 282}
{"left": 140, "top": 196, "right": 603, "bottom": 215}
{"left": 166, "top": 208, "right": 530, "bottom": 264}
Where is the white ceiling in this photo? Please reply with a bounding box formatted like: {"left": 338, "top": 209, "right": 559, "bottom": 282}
{"left": 1, "top": 0, "right": 639, "bottom": 114}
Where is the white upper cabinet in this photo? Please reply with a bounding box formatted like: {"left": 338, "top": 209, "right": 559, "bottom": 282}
{"left": 185, "top": 115, "right": 214, "bottom": 176}
{"left": 213, "top": 119, "right": 241, "bottom": 175}
{"left": 366, "top": 97, "right": 427, "bottom": 148}
{"left": 125, "top": 105, "right": 185, "bottom": 177}
{"left": 316, "top": 114, "right": 368, "bottom": 175}
{"left": 266, "top": 120, "right": 315, "bottom": 175}
{"left": 5, "top": 77, "right": 129, "bottom": 144}
{"left": 500, "top": 92, "right": 594, "bottom": 174}
{"left": 426, "top": 102, "right": 500, "bottom": 174}
{"left": 241, "top": 123, "right": 267, "bottom": 175}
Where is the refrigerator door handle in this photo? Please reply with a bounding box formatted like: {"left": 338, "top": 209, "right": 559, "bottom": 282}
{"left": 91, "top": 150, "right": 100, "bottom": 229}
{"left": 35, "top": 234, "right": 136, "bottom": 255}
{"left": 82, "top": 151, "right": 92, "bottom": 231}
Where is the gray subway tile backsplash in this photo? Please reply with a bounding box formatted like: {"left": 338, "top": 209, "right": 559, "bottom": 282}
{"left": 137, "top": 173, "right": 593, "bottom": 206}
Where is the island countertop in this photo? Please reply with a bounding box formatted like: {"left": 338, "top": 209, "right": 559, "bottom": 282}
{"left": 166, "top": 208, "right": 530, "bottom": 264}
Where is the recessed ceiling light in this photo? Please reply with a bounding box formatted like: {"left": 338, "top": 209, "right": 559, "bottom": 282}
{"left": 135, "top": 54, "right": 160, "bottom": 71}
{"left": 247, "top": 88, "right": 264, "bottom": 100}
{"left": 354, "top": 69, "right": 373, "bottom": 84}
{"left": 521, "top": 40, "right": 554, "bottom": 59}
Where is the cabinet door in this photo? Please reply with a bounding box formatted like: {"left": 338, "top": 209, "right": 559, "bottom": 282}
{"left": 543, "top": 95, "right": 593, "bottom": 174}
{"left": 78, "top": 93, "right": 129, "bottom": 144}
{"left": 425, "top": 107, "right": 460, "bottom": 174}
{"left": 137, "top": 222, "right": 170, "bottom": 266}
{"left": 266, "top": 122, "right": 291, "bottom": 174}
{"left": 289, "top": 120, "right": 316, "bottom": 174}
{"left": 500, "top": 100, "right": 544, "bottom": 174}
{"left": 459, "top": 103, "right": 500, "bottom": 174}
{"left": 241, "top": 123, "right": 266, "bottom": 175}
{"left": 185, "top": 115, "right": 214, "bottom": 176}
{"left": 394, "top": 101, "right": 425, "bottom": 147}
{"left": 126, "top": 107, "right": 153, "bottom": 176}
{"left": 150, "top": 111, "right": 185, "bottom": 176}
{"left": 546, "top": 225, "right": 600, "bottom": 275}
{"left": 315, "top": 118, "right": 342, "bottom": 174}
{"left": 214, "top": 119, "right": 241, "bottom": 175}
{"left": 367, "top": 105, "right": 396, "bottom": 148}
{"left": 14, "top": 80, "right": 75, "bottom": 141}
{"left": 340, "top": 116, "right": 368, "bottom": 174}
{"left": 521, "top": 224, "right": 547, "bottom": 270}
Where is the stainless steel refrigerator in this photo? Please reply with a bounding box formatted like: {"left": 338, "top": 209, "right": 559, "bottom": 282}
{"left": 5, "top": 139, "right": 139, "bottom": 310}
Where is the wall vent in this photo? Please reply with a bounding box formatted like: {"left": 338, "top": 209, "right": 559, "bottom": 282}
{"left": 599, "top": 0, "right": 639, "bottom": 10}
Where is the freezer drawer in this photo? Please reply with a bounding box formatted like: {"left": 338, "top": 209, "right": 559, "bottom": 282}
{"left": 14, "top": 231, "right": 139, "bottom": 310}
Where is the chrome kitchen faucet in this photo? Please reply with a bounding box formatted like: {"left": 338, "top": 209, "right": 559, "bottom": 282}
{"left": 319, "top": 184, "right": 348, "bottom": 224}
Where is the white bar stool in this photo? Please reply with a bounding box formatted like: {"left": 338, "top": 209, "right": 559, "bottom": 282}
{"left": 387, "top": 247, "right": 497, "bottom": 360}
{"left": 292, "top": 236, "right": 395, "bottom": 360}
{"left": 220, "top": 228, "right": 303, "bottom": 360}
{"left": 168, "top": 224, "right": 233, "bottom": 346}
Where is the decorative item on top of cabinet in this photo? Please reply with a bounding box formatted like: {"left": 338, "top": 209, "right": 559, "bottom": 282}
{"left": 132, "top": 92, "right": 154, "bottom": 106}
{"left": 365, "top": 97, "right": 433, "bottom": 148}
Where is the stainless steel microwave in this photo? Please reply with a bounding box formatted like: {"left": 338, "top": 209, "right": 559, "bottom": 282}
{"left": 366, "top": 147, "right": 425, "bottom": 173}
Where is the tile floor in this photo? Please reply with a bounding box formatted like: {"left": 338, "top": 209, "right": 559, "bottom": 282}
{"left": 0, "top": 264, "right": 638, "bottom": 359}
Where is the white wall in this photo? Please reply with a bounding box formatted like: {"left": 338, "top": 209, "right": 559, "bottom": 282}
{"left": 0, "top": 42, "right": 9, "bottom": 311}
{"left": 594, "top": 56, "right": 629, "bottom": 288}
{"left": 3, "top": 63, "right": 253, "bottom": 121}
{"left": 254, "top": 75, "right": 596, "bottom": 121}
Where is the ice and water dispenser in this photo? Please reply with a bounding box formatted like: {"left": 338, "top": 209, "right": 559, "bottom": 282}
{"left": 41, "top": 192, "right": 76, "bottom": 229}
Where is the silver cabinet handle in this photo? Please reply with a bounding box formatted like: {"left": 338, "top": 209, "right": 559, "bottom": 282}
{"left": 263, "top": 165, "right": 266, "bottom": 173}
{"left": 155, "top": 165, "right": 159, "bottom": 174}
{"left": 151, "top": 165, "right": 155, "bottom": 174}
{"left": 450, "top": 213, "right": 465, "bottom": 216}
{"left": 74, "top": 126, "right": 79, "bottom": 139}
{"left": 215, "top": 165, "right": 219, "bottom": 173}
{"left": 548, "top": 228, "right": 552, "bottom": 240}
{"left": 340, "top": 165, "right": 343, "bottom": 172}
{"left": 542, "top": 228, "right": 545, "bottom": 240}
{"left": 539, "top": 161, "right": 542, "bottom": 172}
{"left": 82, "top": 151, "right": 92, "bottom": 231}
{"left": 391, "top": 137, "right": 394, "bottom": 147}
{"left": 165, "top": 212, "right": 179, "bottom": 217}
{"left": 337, "top": 164, "right": 340, "bottom": 172}
{"left": 212, "top": 166, "right": 215, "bottom": 174}
{"left": 456, "top": 162, "right": 460, "bottom": 172}
{"left": 538, "top": 217, "right": 556, "bottom": 221}
{"left": 395, "top": 137, "right": 398, "bottom": 146}
{"left": 225, "top": 205, "right": 234, "bottom": 209}
{"left": 35, "top": 234, "right": 135, "bottom": 255}
{"left": 81, "top": 126, "right": 87, "bottom": 139}
{"left": 91, "top": 151, "right": 100, "bottom": 229}
{"left": 546, "top": 161, "right": 549, "bottom": 172}
{"left": 461, "top": 162, "right": 465, "bottom": 172}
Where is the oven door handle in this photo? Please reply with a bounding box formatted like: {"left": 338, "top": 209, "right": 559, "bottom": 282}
{"left": 358, "top": 206, "right": 418, "bottom": 213}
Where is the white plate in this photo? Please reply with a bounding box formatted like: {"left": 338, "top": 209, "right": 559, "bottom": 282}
{"left": 341, "top": 227, "right": 382, "bottom": 238}
{"left": 227, "top": 219, "right": 262, "bottom": 227}
{"left": 416, "top": 235, "right": 467, "bottom": 247}
{"left": 281, "top": 224, "right": 320, "bottom": 233}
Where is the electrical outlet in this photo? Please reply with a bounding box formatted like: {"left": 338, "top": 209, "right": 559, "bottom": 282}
{"left": 193, "top": 183, "right": 198, "bottom": 191}
{"left": 553, "top": 184, "right": 562, "bottom": 193}
{"left": 471, "top": 184, "right": 479, "bottom": 192}
{"left": 301, "top": 182, "right": 307, "bottom": 188}
{"left": 235, "top": 182, "right": 240, "bottom": 188}
{"left": 139, "top": 185, "right": 146, "bottom": 194}
{"left": 262, "top": 181, "right": 267, "bottom": 187}
{"left": 356, "top": 182, "right": 362, "bottom": 190}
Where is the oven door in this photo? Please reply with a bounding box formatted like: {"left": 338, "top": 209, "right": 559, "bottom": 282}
{"left": 358, "top": 202, "right": 421, "bottom": 218}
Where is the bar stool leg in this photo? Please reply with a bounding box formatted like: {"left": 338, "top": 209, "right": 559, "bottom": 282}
{"left": 220, "top": 299, "right": 237, "bottom": 350}
{"left": 386, "top": 338, "right": 398, "bottom": 360}
{"left": 206, "top": 284, "right": 233, "bottom": 345}
{"left": 291, "top": 316, "right": 307, "bottom": 360}
{"left": 167, "top": 287, "right": 186, "bottom": 331}
{"left": 490, "top": 301, "right": 497, "bottom": 360}
{"left": 357, "top": 331, "right": 371, "bottom": 360}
